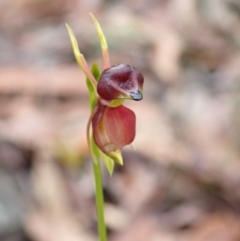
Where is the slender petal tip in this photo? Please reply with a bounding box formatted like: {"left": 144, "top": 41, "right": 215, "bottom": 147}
{"left": 130, "top": 90, "right": 143, "bottom": 101}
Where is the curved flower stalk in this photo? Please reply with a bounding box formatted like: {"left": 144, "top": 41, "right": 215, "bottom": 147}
{"left": 66, "top": 15, "right": 144, "bottom": 175}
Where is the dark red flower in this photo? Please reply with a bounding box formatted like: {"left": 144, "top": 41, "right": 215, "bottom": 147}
{"left": 97, "top": 64, "right": 144, "bottom": 101}
{"left": 92, "top": 103, "right": 136, "bottom": 154}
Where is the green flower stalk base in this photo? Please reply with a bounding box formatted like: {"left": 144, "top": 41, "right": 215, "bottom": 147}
{"left": 66, "top": 14, "right": 144, "bottom": 241}
{"left": 93, "top": 158, "right": 107, "bottom": 241}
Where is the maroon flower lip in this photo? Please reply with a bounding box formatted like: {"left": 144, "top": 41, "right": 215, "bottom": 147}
{"left": 97, "top": 63, "right": 144, "bottom": 101}
{"left": 92, "top": 103, "right": 136, "bottom": 154}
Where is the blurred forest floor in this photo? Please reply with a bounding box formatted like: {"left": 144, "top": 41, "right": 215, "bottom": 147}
{"left": 0, "top": 0, "right": 240, "bottom": 241}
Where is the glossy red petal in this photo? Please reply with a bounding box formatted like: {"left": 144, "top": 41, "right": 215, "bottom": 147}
{"left": 97, "top": 64, "right": 144, "bottom": 101}
{"left": 92, "top": 104, "right": 136, "bottom": 154}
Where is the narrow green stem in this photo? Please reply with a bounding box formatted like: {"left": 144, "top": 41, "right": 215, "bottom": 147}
{"left": 93, "top": 158, "right": 107, "bottom": 241}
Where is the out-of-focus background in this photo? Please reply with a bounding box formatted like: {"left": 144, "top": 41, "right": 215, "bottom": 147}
{"left": 1, "top": 0, "right": 240, "bottom": 240}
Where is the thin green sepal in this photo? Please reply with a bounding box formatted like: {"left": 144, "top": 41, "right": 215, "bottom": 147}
{"left": 108, "top": 150, "right": 123, "bottom": 166}
{"left": 99, "top": 151, "right": 115, "bottom": 176}
{"left": 66, "top": 24, "right": 97, "bottom": 92}
{"left": 86, "top": 63, "right": 101, "bottom": 111}
{"left": 90, "top": 13, "right": 110, "bottom": 69}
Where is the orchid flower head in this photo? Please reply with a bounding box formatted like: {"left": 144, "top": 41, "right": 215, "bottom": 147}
{"left": 66, "top": 14, "right": 144, "bottom": 175}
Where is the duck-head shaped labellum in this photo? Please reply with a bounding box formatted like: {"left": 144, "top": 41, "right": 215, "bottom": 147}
{"left": 92, "top": 103, "right": 136, "bottom": 154}
{"left": 97, "top": 64, "right": 144, "bottom": 101}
